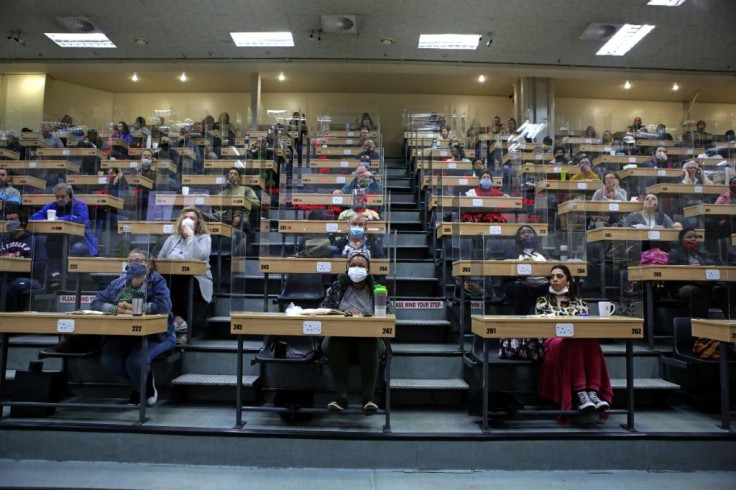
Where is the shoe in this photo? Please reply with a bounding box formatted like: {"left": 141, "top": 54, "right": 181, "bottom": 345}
{"left": 176, "top": 333, "right": 188, "bottom": 346}
{"left": 146, "top": 372, "right": 158, "bottom": 407}
{"left": 587, "top": 390, "right": 609, "bottom": 411}
{"left": 363, "top": 399, "right": 378, "bottom": 412}
{"left": 128, "top": 389, "right": 141, "bottom": 405}
{"left": 327, "top": 397, "right": 348, "bottom": 411}
{"left": 174, "top": 320, "right": 188, "bottom": 333}
{"left": 575, "top": 390, "right": 595, "bottom": 412}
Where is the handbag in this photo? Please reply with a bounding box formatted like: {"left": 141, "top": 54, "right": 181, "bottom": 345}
{"left": 641, "top": 248, "right": 668, "bottom": 265}
{"left": 10, "top": 361, "right": 66, "bottom": 418}
{"left": 499, "top": 337, "right": 545, "bottom": 361}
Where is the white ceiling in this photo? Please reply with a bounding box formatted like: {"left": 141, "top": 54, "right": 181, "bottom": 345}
{"left": 0, "top": 0, "right": 735, "bottom": 101}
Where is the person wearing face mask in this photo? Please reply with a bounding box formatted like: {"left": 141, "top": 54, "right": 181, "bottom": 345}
{"left": 0, "top": 206, "right": 48, "bottom": 311}
{"left": 537, "top": 265, "right": 612, "bottom": 414}
{"left": 569, "top": 156, "right": 600, "bottom": 182}
{"left": 92, "top": 249, "right": 175, "bottom": 406}
{"left": 655, "top": 124, "right": 673, "bottom": 141}
{"left": 158, "top": 207, "right": 212, "bottom": 344}
{"left": 501, "top": 226, "right": 551, "bottom": 315}
{"left": 216, "top": 166, "right": 260, "bottom": 230}
{"left": 549, "top": 146, "right": 570, "bottom": 166}
{"left": 333, "top": 214, "right": 385, "bottom": 259}
{"left": 320, "top": 252, "right": 392, "bottom": 412}
{"left": 359, "top": 112, "right": 374, "bottom": 130}
{"left": 601, "top": 130, "right": 614, "bottom": 146}
{"left": 465, "top": 170, "right": 509, "bottom": 198}
{"left": 333, "top": 163, "right": 383, "bottom": 196}
{"left": 0, "top": 168, "right": 21, "bottom": 216}
{"left": 357, "top": 139, "right": 381, "bottom": 161}
{"left": 337, "top": 189, "right": 381, "bottom": 222}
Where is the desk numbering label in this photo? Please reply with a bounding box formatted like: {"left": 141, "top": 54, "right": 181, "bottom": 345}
{"left": 303, "top": 321, "right": 322, "bottom": 335}
{"left": 57, "top": 319, "right": 75, "bottom": 333}
{"left": 705, "top": 269, "right": 720, "bottom": 280}
{"left": 555, "top": 323, "right": 574, "bottom": 337}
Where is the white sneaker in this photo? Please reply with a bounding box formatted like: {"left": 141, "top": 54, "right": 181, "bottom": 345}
{"left": 575, "top": 390, "right": 595, "bottom": 412}
{"left": 146, "top": 373, "right": 158, "bottom": 407}
{"left": 587, "top": 390, "right": 609, "bottom": 411}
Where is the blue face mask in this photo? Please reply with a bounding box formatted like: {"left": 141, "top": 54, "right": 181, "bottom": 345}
{"left": 126, "top": 262, "right": 147, "bottom": 282}
{"left": 520, "top": 237, "right": 535, "bottom": 247}
{"left": 349, "top": 226, "right": 365, "bottom": 240}
{"left": 480, "top": 178, "right": 492, "bottom": 189}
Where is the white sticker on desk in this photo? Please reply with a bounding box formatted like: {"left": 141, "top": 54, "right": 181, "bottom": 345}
{"left": 519, "top": 144, "right": 527, "bottom": 150}
{"left": 705, "top": 269, "right": 721, "bottom": 280}
{"left": 628, "top": 157, "right": 636, "bottom": 163}
{"left": 686, "top": 149, "right": 694, "bottom": 155}
{"left": 517, "top": 263, "right": 532, "bottom": 275}
{"left": 347, "top": 132, "right": 354, "bottom": 137}
{"left": 325, "top": 223, "right": 339, "bottom": 233}
{"left": 555, "top": 323, "right": 574, "bottom": 337}
{"left": 336, "top": 176, "right": 346, "bottom": 184}
{"left": 345, "top": 139, "right": 353, "bottom": 144}
{"left": 553, "top": 167, "right": 561, "bottom": 173}
{"left": 604, "top": 147, "right": 612, "bottom": 152}
{"left": 647, "top": 230, "right": 661, "bottom": 240}
{"left": 585, "top": 138, "right": 592, "bottom": 144}
{"left": 694, "top": 186, "right": 703, "bottom": 193}
{"left": 535, "top": 154, "right": 543, "bottom": 160}
{"left": 62, "top": 149, "right": 70, "bottom": 156}
{"left": 316, "top": 261, "right": 332, "bottom": 273}
{"left": 162, "top": 224, "right": 174, "bottom": 234}
{"left": 577, "top": 183, "right": 587, "bottom": 190}
{"left": 440, "top": 151, "right": 448, "bottom": 157}
{"left": 195, "top": 197, "right": 205, "bottom": 205}
{"left": 332, "top": 196, "right": 344, "bottom": 205}
{"left": 122, "top": 225, "right": 131, "bottom": 233}
{"left": 459, "top": 179, "right": 468, "bottom": 185}
{"left": 448, "top": 162, "right": 456, "bottom": 169}
{"left": 608, "top": 203, "right": 619, "bottom": 211}
{"left": 489, "top": 225, "right": 502, "bottom": 235}
{"left": 98, "top": 177, "right": 107, "bottom": 184}
{"left": 57, "top": 319, "right": 75, "bottom": 333}
{"left": 322, "top": 144, "right": 327, "bottom": 148}
{"left": 343, "top": 149, "right": 351, "bottom": 155}
{"left": 216, "top": 177, "right": 224, "bottom": 185}
{"left": 657, "top": 170, "right": 666, "bottom": 177}
{"left": 303, "top": 321, "right": 322, "bottom": 335}
{"left": 130, "top": 162, "right": 138, "bottom": 168}
{"left": 472, "top": 198, "right": 483, "bottom": 207}
{"left": 29, "top": 161, "right": 37, "bottom": 168}
{"left": 340, "top": 161, "right": 349, "bottom": 168}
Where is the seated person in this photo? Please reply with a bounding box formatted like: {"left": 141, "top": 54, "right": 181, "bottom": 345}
{"left": 357, "top": 139, "right": 381, "bottom": 160}
{"left": 464, "top": 158, "right": 487, "bottom": 178}
{"left": 502, "top": 226, "right": 550, "bottom": 315}
{"left": 655, "top": 123, "right": 673, "bottom": 141}
{"left": 681, "top": 160, "right": 712, "bottom": 185}
{"left": 39, "top": 123, "right": 64, "bottom": 148}
{"left": 76, "top": 129, "right": 105, "bottom": 174}
{"left": 537, "top": 264, "right": 612, "bottom": 413}
{"left": 333, "top": 163, "right": 383, "bottom": 195}
{"left": 0, "top": 168, "right": 21, "bottom": 215}
{"left": 333, "top": 214, "right": 385, "bottom": 259}
{"left": 30, "top": 184, "right": 98, "bottom": 276}
{"left": 171, "top": 126, "right": 203, "bottom": 174}
{"left": 250, "top": 136, "right": 274, "bottom": 161}
{"left": 569, "top": 156, "right": 600, "bottom": 181}
{"left": 591, "top": 172, "right": 627, "bottom": 201}
{"left": 157, "top": 206, "right": 213, "bottom": 343}
{"left": 359, "top": 126, "right": 370, "bottom": 144}
{"left": 91, "top": 249, "right": 175, "bottom": 406}
{"left": 4, "top": 131, "right": 27, "bottom": 160}
{"left": 0, "top": 206, "right": 48, "bottom": 311}
{"left": 465, "top": 170, "right": 509, "bottom": 197}
{"left": 215, "top": 166, "right": 260, "bottom": 230}
{"left": 490, "top": 116, "right": 505, "bottom": 135}
{"left": 550, "top": 146, "right": 570, "bottom": 165}
{"left": 667, "top": 227, "right": 736, "bottom": 318}
{"left": 110, "top": 121, "right": 134, "bottom": 159}
{"left": 585, "top": 126, "right": 597, "bottom": 139}
{"left": 439, "top": 126, "right": 450, "bottom": 139}
{"left": 627, "top": 116, "right": 647, "bottom": 133}
{"left": 338, "top": 189, "right": 380, "bottom": 221}
{"left": 693, "top": 120, "right": 712, "bottom": 146}
{"left": 321, "top": 253, "right": 391, "bottom": 412}
{"left": 449, "top": 138, "right": 466, "bottom": 160}
{"left": 622, "top": 193, "right": 681, "bottom": 229}
{"left": 359, "top": 112, "right": 375, "bottom": 130}
{"left": 601, "top": 130, "right": 614, "bottom": 145}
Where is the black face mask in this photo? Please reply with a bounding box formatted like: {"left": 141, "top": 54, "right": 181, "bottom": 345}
{"left": 555, "top": 155, "right": 565, "bottom": 163}
{"left": 160, "top": 143, "right": 169, "bottom": 151}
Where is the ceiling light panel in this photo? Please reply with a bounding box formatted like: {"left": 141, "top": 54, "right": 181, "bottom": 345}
{"left": 647, "top": 0, "right": 686, "bottom": 6}
{"left": 596, "top": 24, "right": 655, "bottom": 56}
{"left": 418, "top": 34, "right": 480, "bottom": 50}
{"left": 45, "top": 33, "right": 116, "bottom": 48}
{"left": 230, "top": 32, "right": 294, "bottom": 47}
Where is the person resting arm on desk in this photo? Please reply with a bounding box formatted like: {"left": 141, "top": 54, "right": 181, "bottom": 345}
{"left": 681, "top": 160, "right": 713, "bottom": 185}
{"left": 321, "top": 252, "right": 392, "bottom": 413}
{"left": 465, "top": 170, "right": 510, "bottom": 198}
{"left": 537, "top": 264, "right": 612, "bottom": 414}
{"left": 591, "top": 171, "right": 627, "bottom": 202}
{"left": 91, "top": 249, "right": 175, "bottom": 406}
{"left": 334, "top": 214, "right": 385, "bottom": 259}
{"left": 622, "top": 193, "right": 681, "bottom": 229}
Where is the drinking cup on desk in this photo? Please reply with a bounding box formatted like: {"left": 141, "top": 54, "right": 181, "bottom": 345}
{"left": 46, "top": 209, "right": 57, "bottom": 221}
{"left": 598, "top": 301, "right": 616, "bottom": 317}
{"left": 181, "top": 186, "right": 190, "bottom": 196}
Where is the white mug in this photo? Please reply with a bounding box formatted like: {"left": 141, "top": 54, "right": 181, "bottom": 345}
{"left": 181, "top": 186, "right": 190, "bottom": 196}
{"left": 47, "top": 209, "right": 57, "bottom": 221}
{"left": 598, "top": 301, "right": 616, "bottom": 317}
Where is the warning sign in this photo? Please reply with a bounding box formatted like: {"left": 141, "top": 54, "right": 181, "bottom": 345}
{"left": 59, "top": 295, "right": 96, "bottom": 304}
{"left": 393, "top": 301, "right": 444, "bottom": 309}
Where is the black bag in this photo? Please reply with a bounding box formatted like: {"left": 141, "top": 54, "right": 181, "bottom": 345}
{"left": 10, "top": 361, "right": 66, "bottom": 418}
{"left": 498, "top": 337, "right": 545, "bottom": 361}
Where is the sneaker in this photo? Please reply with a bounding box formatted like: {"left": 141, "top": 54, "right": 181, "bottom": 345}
{"left": 327, "top": 397, "right": 348, "bottom": 411}
{"left": 575, "top": 390, "right": 595, "bottom": 412}
{"left": 587, "top": 390, "right": 609, "bottom": 411}
{"left": 128, "top": 389, "right": 141, "bottom": 405}
{"left": 363, "top": 399, "right": 378, "bottom": 412}
{"left": 174, "top": 320, "right": 188, "bottom": 333}
{"left": 176, "top": 333, "right": 188, "bottom": 346}
{"left": 146, "top": 372, "right": 158, "bottom": 407}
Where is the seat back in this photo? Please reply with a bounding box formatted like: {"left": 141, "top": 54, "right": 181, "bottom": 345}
{"left": 276, "top": 273, "right": 326, "bottom": 309}
{"left": 673, "top": 317, "right": 695, "bottom": 358}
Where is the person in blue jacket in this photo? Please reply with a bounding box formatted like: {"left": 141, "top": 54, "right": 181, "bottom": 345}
{"left": 30, "top": 183, "right": 98, "bottom": 264}
{"left": 91, "top": 249, "right": 175, "bottom": 406}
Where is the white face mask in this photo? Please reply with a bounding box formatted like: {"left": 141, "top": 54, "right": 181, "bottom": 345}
{"left": 181, "top": 218, "right": 195, "bottom": 230}
{"left": 141, "top": 158, "right": 152, "bottom": 167}
{"left": 347, "top": 266, "right": 368, "bottom": 283}
{"left": 549, "top": 286, "right": 569, "bottom": 296}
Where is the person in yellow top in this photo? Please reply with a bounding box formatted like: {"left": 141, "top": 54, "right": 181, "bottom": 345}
{"left": 569, "top": 156, "right": 600, "bottom": 182}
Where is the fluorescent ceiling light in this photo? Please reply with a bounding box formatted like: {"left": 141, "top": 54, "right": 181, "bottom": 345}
{"left": 230, "top": 32, "right": 294, "bottom": 47}
{"left": 44, "top": 33, "right": 116, "bottom": 48}
{"left": 418, "top": 34, "right": 480, "bottom": 50}
{"left": 596, "top": 24, "right": 655, "bottom": 56}
{"left": 647, "top": 0, "right": 686, "bottom": 6}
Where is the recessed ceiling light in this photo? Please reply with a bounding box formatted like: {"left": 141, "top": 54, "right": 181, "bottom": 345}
{"left": 278, "top": 72, "right": 285, "bottom": 82}
{"left": 596, "top": 24, "right": 655, "bottom": 56}
{"left": 179, "top": 72, "right": 187, "bottom": 82}
{"left": 131, "top": 72, "right": 138, "bottom": 82}
{"left": 380, "top": 38, "right": 394, "bottom": 46}
{"left": 647, "top": 0, "right": 686, "bottom": 6}
{"left": 478, "top": 74, "right": 486, "bottom": 83}
{"left": 418, "top": 34, "right": 480, "bottom": 50}
{"left": 230, "top": 32, "right": 294, "bottom": 47}
{"left": 624, "top": 80, "right": 631, "bottom": 90}
{"left": 672, "top": 82, "right": 679, "bottom": 91}
{"left": 45, "top": 32, "right": 116, "bottom": 48}
{"left": 134, "top": 38, "right": 148, "bottom": 46}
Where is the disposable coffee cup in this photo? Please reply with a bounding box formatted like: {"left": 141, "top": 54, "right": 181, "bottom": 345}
{"left": 598, "top": 301, "right": 616, "bottom": 317}
{"left": 47, "top": 209, "right": 57, "bottom": 221}
{"left": 181, "top": 186, "right": 190, "bottom": 196}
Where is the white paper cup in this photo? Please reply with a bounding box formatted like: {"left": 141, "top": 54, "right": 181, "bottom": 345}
{"left": 47, "top": 209, "right": 57, "bottom": 221}
{"left": 598, "top": 301, "right": 616, "bottom": 317}
{"left": 181, "top": 186, "right": 190, "bottom": 196}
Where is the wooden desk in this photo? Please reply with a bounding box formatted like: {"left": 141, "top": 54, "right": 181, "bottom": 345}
{"left": 435, "top": 222, "right": 548, "bottom": 239}
{"left": 628, "top": 265, "right": 736, "bottom": 349}
{"left": 572, "top": 144, "right": 616, "bottom": 155}
{"left": 663, "top": 147, "right": 699, "bottom": 156}
{"left": 288, "top": 193, "right": 383, "bottom": 208}
{"left": 561, "top": 137, "right": 601, "bottom": 145}
{"left": 0, "top": 257, "right": 31, "bottom": 311}
{"left": 690, "top": 319, "right": 736, "bottom": 431}
{"left": 636, "top": 139, "right": 676, "bottom": 147}
{"left": 325, "top": 130, "right": 379, "bottom": 138}
{"left": 153, "top": 194, "right": 251, "bottom": 210}
{"left": 645, "top": 183, "right": 725, "bottom": 196}
{"left": 19, "top": 138, "right": 49, "bottom": 148}
{"left": 592, "top": 155, "right": 650, "bottom": 166}
{"left": 683, "top": 203, "right": 736, "bottom": 218}
{"left": 123, "top": 175, "right": 154, "bottom": 190}
{"left": 109, "top": 138, "right": 130, "bottom": 150}
{"left": 169, "top": 147, "right": 197, "bottom": 159}
{"left": 518, "top": 164, "right": 581, "bottom": 177}
{"left": 501, "top": 151, "right": 553, "bottom": 165}
{"left": 181, "top": 175, "right": 266, "bottom": 190}
{"left": 276, "top": 220, "right": 386, "bottom": 235}
{"left": 0, "top": 160, "right": 80, "bottom": 173}
{"left": 536, "top": 180, "right": 599, "bottom": 193}
{"left": 0, "top": 149, "right": 20, "bottom": 160}
{"left": 66, "top": 175, "right": 112, "bottom": 187}
{"left": 309, "top": 160, "right": 381, "bottom": 170}
{"left": 257, "top": 257, "right": 390, "bottom": 275}
{"left": 489, "top": 140, "right": 542, "bottom": 152}
{"left": 417, "top": 161, "right": 472, "bottom": 173}
{"left": 0, "top": 312, "right": 167, "bottom": 425}
{"left": 314, "top": 147, "right": 363, "bottom": 157}
{"left": 36, "top": 148, "right": 105, "bottom": 159}
{"left": 301, "top": 174, "right": 381, "bottom": 186}
{"left": 452, "top": 260, "right": 587, "bottom": 277}
{"left": 315, "top": 137, "right": 363, "bottom": 146}
{"left": 10, "top": 175, "right": 45, "bottom": 190}
{"left": 427, "top": 195, "right": 522, "bottom": 212}
{"left": 219, "top": 148, "right": 253, "bottom": 158}
{"left": 117, "top": 221, "right": 232, "bottom": 238}
{"left": 23, "top": 194, "right": 124, "bottom": 210}
{"left": 101, "top": 160, "right": 178, "bottom": 174}
{"left": 230, "top": 312, "right": 395, "bottom": 431}
{"left": 558, "top": 200, "right": 642, "bottom": 216}
{"left": 586, "top": 227, "right": 701, "bottom": 243}
{"left": 203, "top": 159, "right": 277, "bottom": 173}
{"left": 471, "top": 314, "right": 642, "bottom": 432}
{"left": 617, "top": 168, "right": 682, "bottom": 180}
